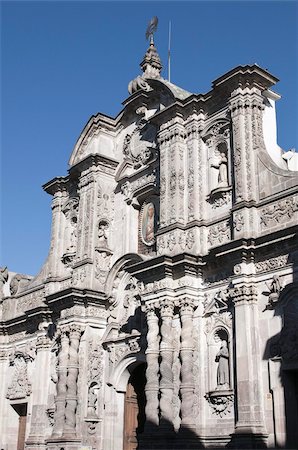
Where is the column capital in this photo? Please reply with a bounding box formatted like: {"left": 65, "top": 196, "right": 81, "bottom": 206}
{"left": 143, "top": 302, "right": 158, "bottom": 318}
{"left": 179, "top": 297, "right": 196, "bottom": 316}
{"left": 229, "top": 283, "right": 258, "bottom": 305}
{"left": 159, "top": 299, "right": 174, "bottom": 318}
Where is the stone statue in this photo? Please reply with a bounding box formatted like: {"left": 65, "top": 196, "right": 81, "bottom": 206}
{"left": 266, "top": 275, "right": 283, "bottom": 308}
{"left": 212, "top": 152, "right": 228, "bottom": 188}
{"left": 98, "top": 222, "right": 108, "bottom": 248}
{"left": 87, "top": 384, "right": 98, "bottom": 417}
{"left": 215, "top": 340, "right": 229, "bottom": 388}
{"left": 0, "top": 266, "right": 8, "bottom": 299}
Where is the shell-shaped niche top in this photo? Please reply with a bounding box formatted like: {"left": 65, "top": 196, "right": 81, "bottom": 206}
{"left": 128, "top": 37, "right": 162, "bottom": 95}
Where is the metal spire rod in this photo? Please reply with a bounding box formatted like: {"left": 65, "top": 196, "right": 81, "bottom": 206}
{"left": 168, "top": 20, "right": 171, "bottom": 82}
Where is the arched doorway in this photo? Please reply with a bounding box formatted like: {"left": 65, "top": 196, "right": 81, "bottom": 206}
{"left": 123, "top": 363, "right": 146, "bottom": 450}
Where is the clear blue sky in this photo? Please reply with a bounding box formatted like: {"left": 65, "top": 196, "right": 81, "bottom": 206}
{"left": 1, "top": 0, "right": 298, "bottom": 276}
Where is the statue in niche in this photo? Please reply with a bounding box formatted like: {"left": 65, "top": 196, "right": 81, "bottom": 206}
{"left": 215, "top": 340, "right": 229, "bottom": 388}
{"left": 212, "top": 151, "right": 228, "bottom": 188}
{"left": 87, "top": 383, "right": 98, "bottom": 417}
{"left": 66, "top": 216, "right": 77, "bottom": 252}
{"left": 97, "top": 221, "right": 109, "bottom": 249}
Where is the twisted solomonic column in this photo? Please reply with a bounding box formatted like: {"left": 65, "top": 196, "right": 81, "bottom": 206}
{"left": 179, "top": 297, "right": 195, "bottom": 429}
{"left": 63, "top": 325, "right": 82, "bottom": 438}
{"left": 52, "top": 328, "right": 69, "bottom": 437}
{"left": 159, "top": 299, "right": 175, "bottom": 428}
{"left": 144, "top": 303, "right": 160, "bottom": 429}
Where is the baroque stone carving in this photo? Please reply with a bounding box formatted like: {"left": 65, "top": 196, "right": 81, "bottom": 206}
{"left": 260, "top": 197, "right": 298, "bottom": 228}
{"left": 123, "top": 122, "right": 157, "bottom": 168}
{"left": 107, "top": 338, "right": 141, "bottom": 364}
{"left": 87, "top": 382, "right": 99, "bottom": 417}
{"left": 264, "top": 275, "right": 283, "bottom": 309}
{"left": 204, "top": 289, "right": 229, "bottom": 316}
{"left": 88, "top": 341, "right": 104, "bottom": 384}
{"left": 62, "top": 197, "right": 79, "bottom": 262}
{"left": 16, "top": 289, "right": 45, "bottom": 313}
{"left": 0, "top": 266, "right": 8, "bottom": 299}
{"left": 208, "top": 221, "right": 230, "bottom": 247}
{"left": 233, "top": 212, "right": 244, "bottom": 232}
{"left": 205, "top": 311, "right": 232, "bottom": 336}
{"left": 178, "top": 230, "right": 195, "bottom": 251}
{"left": 6, "top": 350, "right": 33, "bottom": 399}
{"left": 208, "top": 189, "right": 232, "bottom": 209}
{"left": 205, "top": 391, "right": 234, "bottom": 417}
{"left": 255, "top": 254, "right": 288, "bottom": 273}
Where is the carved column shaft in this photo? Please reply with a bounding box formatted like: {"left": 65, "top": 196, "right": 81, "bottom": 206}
{"left": 159, "top": 300, "right": 174, "bottom": 427}
{"left": 144, "top": 305, "right": 160, "bottom": 428}
{"left": 52, "top": 331, "right": 69, "bottom": 437}
{"left": 63, "top": 327, "right": 81, "bottom": 437}
{"left": 179, "top": 300, "right": 195, "bottom": 427}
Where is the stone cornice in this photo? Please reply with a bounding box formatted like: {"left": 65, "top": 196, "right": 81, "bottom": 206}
{"left": 212, "top": 64, "right": 279, "bottom": 91}
{"left": 43, "top": 176, "right": 71, "bottom": 195}
{"left": 69, "top": 153, "right": 119, "bottom": 178}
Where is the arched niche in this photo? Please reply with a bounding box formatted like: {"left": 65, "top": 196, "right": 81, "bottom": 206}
{"left": 207, "top": 326, "right": 233, "bottom": 392}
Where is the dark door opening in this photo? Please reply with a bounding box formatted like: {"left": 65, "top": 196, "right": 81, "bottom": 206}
{"left": 12, "top": 403, "right": 27, "bottom": 450}
{"left": 283, "top": 369, "right": 298, "bottom": 449}
{"left": 123, "top": 364, "right": 146, "bottom": 450}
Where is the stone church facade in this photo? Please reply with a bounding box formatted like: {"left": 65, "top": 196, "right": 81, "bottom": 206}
{"left": 1, "top": 37, "right": 298, "bottom": 450}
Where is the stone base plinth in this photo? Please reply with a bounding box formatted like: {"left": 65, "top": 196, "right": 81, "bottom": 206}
{"left": 228, "top": 430, "right": 268, "bottom": 449}
{"left": 46, "top": 437, "right": 82, "bottom": 450}
{"left": 138, "top": 430, "right": 204, "bottom": 449}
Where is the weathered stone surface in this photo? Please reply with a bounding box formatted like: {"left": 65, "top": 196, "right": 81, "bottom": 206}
{"left": 1, "top": 32, "right": 298, "bottom": 450}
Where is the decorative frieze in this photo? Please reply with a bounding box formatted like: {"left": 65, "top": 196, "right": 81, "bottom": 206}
{"left": 260, "top": 196, "right": 298, "bottom": 229}
{"left": 16, "top": 288, "right": 45, "bottom": 314}
{"left": 255, "top": 254, "right": 288, "bottom": 273}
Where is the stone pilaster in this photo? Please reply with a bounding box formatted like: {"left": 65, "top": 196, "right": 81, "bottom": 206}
{"left": 179, "top": 298, "right": 195, "bottom": 429}
{"left": 49, "top": 192, "right": 67, "bottom": 277}
{"left": 26, "top": 333, "right": 52, "bottom": 448}
{"left": 159, "top": 299, "right": 175, "bottom": 428}
{"left": 229, "top": 283, "right": 267, "bottom": 446}
{"left": 76, "top": 171, "right": 96, "bottom": 261}
{"left": 230, "top": 96, "right": 247, "bottom": 203}
{"left": 63, "top": 325, "right": 82, "bottom": 438}
{"left": 52, "top": 328, "right": 69, "bottom": 438}
{"left": 144, "top": 303, "right": 160, "bottom": 429}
